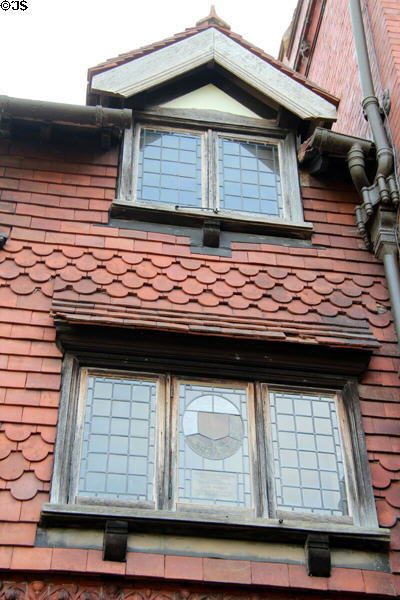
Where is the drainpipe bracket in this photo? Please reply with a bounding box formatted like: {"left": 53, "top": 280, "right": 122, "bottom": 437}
{"left": 369, "top": 204, "right": 398, "bottom": 261}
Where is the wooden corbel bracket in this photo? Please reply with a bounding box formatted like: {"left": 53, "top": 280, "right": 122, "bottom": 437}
{"left": 305, "top": 533, "right": 331, "bottom": 577}
{"left": 103, "top": 519, "right": 128, "bottom": 562}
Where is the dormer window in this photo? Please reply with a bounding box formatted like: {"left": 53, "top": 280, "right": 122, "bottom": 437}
{"left": 93, "top": 27, "right": 337, "bottom": 240}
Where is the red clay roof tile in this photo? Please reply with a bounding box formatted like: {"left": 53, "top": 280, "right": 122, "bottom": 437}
{"left": 227, "top": 295, "right": 250, "bottom": 310}
{"left": 91, "top": 249, "right": 115, "bottom": 261}
{"left": 38, "top": 426, "right": 56, "bottom": 444}
{"left": 32, "top": 454, "right": 53, "bottom": 482}
{"left": 254, "top": 272, "right": 275, "bottom": 290}
{"left": 348, "top": 305, "right": 368, "bottom": 320}
{"left": 312, "top": 278, "right": 334, "bottom": 295}
{"left": 120, "top": 272, "right": 145, "bottom": 289}
{"left": 136, "top": 286, "right": 159, "bottom": 302}
{"left": 242, "top": 283, "right": 263, "bottom": 300}
{"left": 325, "top": 272, "right": 345, "bottom": 284}
{"left": 135, "top": 260, "right": 158, "bottom": 279}
{"left": 287, "top": 300, "right": 310, "bottom": 315}
{"left": 257, "top": 297, "right": 281, "bottom": 313}
{"left": 0, "top": 433, "right": 15, "bottom": 460}
{"left": 105, "top": 257, "right": 128, "bottom": 276}
{"left": 0, "top": 452, "right": 27, "bottom": 480}
{"left": 153, "top": 275, "right": 175, "bottom": 293}
{"left": 75, "top": 254, "right": 98, "bottom": 272}
{"left": 268, "top": 267, "right": 289, "bottom": 279}
{"left": 181, "top": 277, "right": 204, "bottom": 296}
{"left": 283, "top": 275, "right": 305, "bottom": 293}
{"left": 151, "top": 255, "right": 174, "bottom": 268}
{"left": 59, "top": 266, "right": 82, "bottom": 282}
{"left": 198, "top": 292, "right": 220, "bottom": 307}
{"left": 195, "top": 266, "right": 218, "bottom": 285}
{"left": 370, "top": 462, "right": 392, "bottom": 489}
{"left": 168, "top": 290, "right": 190, "bottom": 305}
{"left": 370, "top": 284, "right": 390, "bottom": 301}
{"left": 330, "top": 291, "right": 353, "bottom": 308}
{"left": 353, "top": 274, "right": 375, "bottom": 287}
{"left": 104, "top": 282, "right": 129, "bottom": 298}
{"left": 91, "top": 268, "right": 114, "bottom": 285}
{"left": 9, "top": 471, "right": 43, "bottom": 501}
{"left": 224, "top": 270, "right": 247, "bottom": 288}
{"left": 166, "top": 263, "right": 189, "bottom": 282}
{"left": 301, "top": 289, "right": 323, "bottom": 306}
{"left": 27, "top": 264, "right": 52, "bottom": 283}
{"left": 19, "top": 434, "right": 51, "bottom": 462}
{"left": 62, "top": 247, "right": 85, "bottom": 259}
{"left": 0, "top": 259, "right": 20, "bottom": 279}
{"left": 238, "top": 264, "right": 260, "bottom": 276}
{"left": 270, "top": 286, "right": 294, "bottom": 304}
{"left": 14, "top": 249, "right": 37, "bottom": 268}
{"left": 209, "top": 262, "right": 231, "bottom": 274}
{"left": 297, "top": 270, "right": 318, "bottom": 282}
{"left": 4, "top": 424, "right": 34, "bottom": 442}
{"left": 210, "top": 280, "right": 234, "bottom": 298}
{"left": 74, "top": 278, "right": 99, "bottom": 295}
{"left": 0, "top": 490, "right": 21, "bottom": 522}
{"left": 387, "top": 482, "right": 400, "bottom": 508}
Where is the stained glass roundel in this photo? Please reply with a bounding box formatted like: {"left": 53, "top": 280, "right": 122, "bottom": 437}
{"left": 182, "top": 394, "right": 244, "bottom": 460}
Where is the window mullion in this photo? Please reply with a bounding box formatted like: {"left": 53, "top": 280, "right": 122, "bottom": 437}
{"left": 205, "top": 129, "right": 218, "bottom": 211}
{"left": 166, "top": 375, "right": 178, "bottom": 511}
{"left": 155, "top": 374, "right": 168, "bottom": 510}
{"left": 261, "top": 383, "right": 277, "bottom": 518}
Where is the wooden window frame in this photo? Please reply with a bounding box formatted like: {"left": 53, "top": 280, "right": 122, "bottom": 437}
{"left": 112, "top": 110, "right": 312, "bottom": 239}
{"left": 48, "top": 358, "right": 379, "bottom": 533}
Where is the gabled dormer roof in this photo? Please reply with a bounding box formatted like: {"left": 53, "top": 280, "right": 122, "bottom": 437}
{"left": 87, "top": 8, "right": 338, "bottom": 124}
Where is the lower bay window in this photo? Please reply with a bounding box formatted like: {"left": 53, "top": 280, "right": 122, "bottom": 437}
{"left": 53, "top": 367, "right": 375, "bottom": 528}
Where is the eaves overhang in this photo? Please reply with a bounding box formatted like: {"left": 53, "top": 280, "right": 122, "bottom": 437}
{"left": 91, "top": 28, "right": 337, "bottom": 123}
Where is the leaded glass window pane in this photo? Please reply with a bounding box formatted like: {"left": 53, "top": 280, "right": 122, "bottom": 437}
{"left": 218, "top": 137, "right": 283, "bottom": 216}
{"left": 178, "top": 382, "right": 251, "bottom": 508}
{"left": 269, "top": 390, "right": 348, "bottom": 516}
{"left": 137, "top": 129, "right": 202, "bottom": 208}
{"left": 78, "top": 375, "right": 156, "bottom": 501}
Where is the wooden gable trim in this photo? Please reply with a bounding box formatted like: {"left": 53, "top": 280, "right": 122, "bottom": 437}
{"left": 91, "top": 29, "right": 337, "bottom": 123}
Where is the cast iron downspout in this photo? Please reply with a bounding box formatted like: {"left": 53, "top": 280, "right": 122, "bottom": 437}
{"left": 349, "top": 0, "right": 400, "bottom": 343}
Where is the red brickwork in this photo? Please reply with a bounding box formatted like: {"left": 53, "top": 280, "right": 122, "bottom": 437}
{"left": 0, "top": 133, "right": 399, "bottom": 594}
{"left": 283, "top": 0, "right": 400, "bottom": 168}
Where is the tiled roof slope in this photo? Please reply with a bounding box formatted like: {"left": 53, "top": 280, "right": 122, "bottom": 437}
{"left": 0, "top": 137, "right": 399, "bottom": 593}
{"left": 86, "top": 16, "right": 339, "bottom": 107}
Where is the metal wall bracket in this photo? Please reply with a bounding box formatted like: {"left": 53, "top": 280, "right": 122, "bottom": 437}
{"left": 202, "top": 219, "right": 220, "bottom": 247}
{"left": 103, "top": 519, "right": 128, "bottom": 562}
{"left": 305, "top": 533, "right": 331, "bottom": 577}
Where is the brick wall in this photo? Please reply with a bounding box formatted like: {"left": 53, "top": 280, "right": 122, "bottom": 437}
{"left": 0, "top": 135, "right": 399, "bottom": 595}
{"left": 283, "top": 0, "right": 400, "bottom": 170}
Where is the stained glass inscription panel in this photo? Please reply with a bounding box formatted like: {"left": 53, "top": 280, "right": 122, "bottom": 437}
{"left": 178, "top": 382, "right": 251, "bottom": 507}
